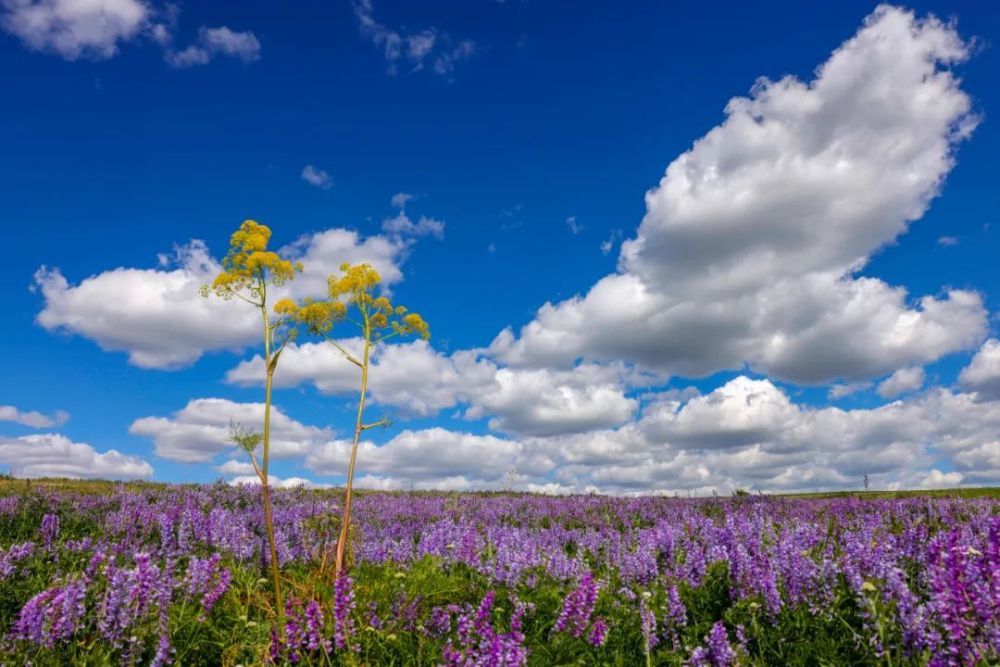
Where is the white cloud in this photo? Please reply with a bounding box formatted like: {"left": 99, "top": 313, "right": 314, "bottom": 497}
{"left": 228, "top": 340, "right": 636, "bottom": 436}
{"left": 306, "top": 428, "right": 518, "bottom": 483}
{"left": 164, "top": 25, "right": 260, "bottom": 67}
{"left": 466, "top": 364, "right": 637, "bottom": 437}
{"left": 216, "top": 459, "right": 254, "bottom": 475}
{"left": 0, "top": 406, "right": 68, "bottom": 428}
{"left": 129, "top": 397, "right": 330, "bottom": 463}
{"left": 937, "top": 235, "right": 959, "bottom": 247}
{"left": 876, "top": 366, "right": 925, "bottom": 398}
{"left": 300, "top": 165, "right": 333, "bottom": 190}
{"left": 282, "top": 227, "right": 411, "bottom": 301}
{"left": 828, "top": 381, "right": 871, "bottom": 399}
{"left": 382, "top": 192, "right": 444, "bottom": 238}
{"left": 228, "top": 340, "right": 493, "bottom": 416}
{"left": 382, "top": 211, "right": 445, "bottom": 239}
{"left": 600, "top": 229, "right": 623, "bottom": 255}
{"left": 0, "top": 433, "right": 152, "bottom": 479}
{"left": 1, "top": 1, "right": 259, "bottom": 68}
{"left": 565, "top": 216, "right": 582, "bottom": 235}
{"left": 353, "top": 0, "right": 474, "bottom": 76}
{"left": 34, "top": 241, "right": 257, "bottom": 369}
{"left": 34, "top": 227, "right": 414, "bottom": 369}
{"left": 915, "top": 468, "right": 963, "bottom": 489}
{"left": 491, "top": 6, "right": 985, "bottom": 385}
{"left": 958, "top": 338, "right": 1000, "bottom": 401}
{"left": 390, "top": 192, "right": 414, "bottom": 209}
{"left": 229, "top": 474, "right": 330, "bottom": 489}
{"left": 1, "top": 0, "right": 151, "bottom": 60}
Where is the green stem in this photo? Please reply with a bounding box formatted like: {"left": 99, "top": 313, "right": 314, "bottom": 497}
{"left": 260, "top": 302, "right": 284, "bottom": 625}
{"left": 335, "top": 329, "right": 371, "bottom": 577}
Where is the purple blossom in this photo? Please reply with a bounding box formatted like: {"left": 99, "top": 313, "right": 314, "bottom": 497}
{"left": 588, "top": 617, "right": 609, "bottom": 647}
{"left": 687, "top": 622, "right": 736, "bottom": 667}
{"left": 442, "top": 591, "right": 529, "bottom": 667}
{"left": 552, "top": 571, "right": 601, "bottom": 638}
{"left": 10, "top": 578, "right": 87, "bottom": 647}
{"left": 39, "top": 513, "right": 60, "bottom": 550}
{"left": 333, "top": 573, "right": 357, "bottom": 652}
{"left": 0, "top": 542, "right": 35, "bottom": 581}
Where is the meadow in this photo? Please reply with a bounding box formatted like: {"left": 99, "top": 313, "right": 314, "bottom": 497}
{"left": 0, "top": 478, "right": 996, "bottom": 666}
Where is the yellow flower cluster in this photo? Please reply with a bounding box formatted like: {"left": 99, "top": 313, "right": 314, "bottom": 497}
{"left": 277, "top": 262, "right": 430, "bottom": 342}
{"left": 278, "top": 297, "right": 347, "bottom": 335}
{"left": 205, "top": 220, "right": 301, "bottom": 301}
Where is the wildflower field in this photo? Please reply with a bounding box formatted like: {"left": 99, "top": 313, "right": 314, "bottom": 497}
{"left": 0, "top": 480, "right": 996, "bottom": 666}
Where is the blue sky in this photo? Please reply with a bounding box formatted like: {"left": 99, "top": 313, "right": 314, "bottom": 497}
{"left": 2, "top": 0, "right": 1000, "bottom": 493}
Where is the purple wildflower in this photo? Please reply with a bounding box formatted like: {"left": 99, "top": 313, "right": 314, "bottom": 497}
{"left": 553, "top": 571, "right": 601, "bottom": 638}
{"left": 442, "top": 591, "right": 529, "bottom": 667}
{"left": 588, "top": 617, "right": 609, "bottom": 647}
{"left": 39, "top": 513, "right": 60, "bottom": 550}
{"left": 333, "top": 574, "right": 357, "bottom": 652}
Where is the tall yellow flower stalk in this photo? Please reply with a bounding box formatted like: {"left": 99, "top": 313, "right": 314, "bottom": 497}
{"left": 202, "top": 220, "right": 301, "bottom": 620}
{"left": 280, "top": 263, "right": 429, "bottom": 576}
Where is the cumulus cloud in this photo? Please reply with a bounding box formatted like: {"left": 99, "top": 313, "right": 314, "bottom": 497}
{"left": 1, "top": 0, "right": 259, "bottom": 67}
{"left": 1, "top": 0, "right": 152, "bottom": 60}
{"left": 466, "top": 364, "right": 637, "bottom": 437}
{"left": 0, "top": 433, "right": 152, "bottom": 479}
{"left": 301, "top": 164, "right": 333, "bottom": 189}
{"left": 0, "top": 405, "right": 68, "bottom": 428}
{"left": 306, "top": 428, "right": 518, "bottom": 484}
{"left": 286, "top": 374, "right": 1000, "bottom": 494}
{"left": 877, "top": 366, "right": 925, "bottom": 398}
{"left": 227, "top": 340, "right": 637, "bottom": 436}
{"left": 34, "top": 228, "right": 414, "bottom": 369}
{"left": 34, "top": 241, "right": 255, "bottom": 369}
{"left": 164, "top": 25, "right": 260, "bottom": 67}
{"left": 491, "top": 6, "right": 985, "bottom": 385}
{"left": 353, "top": 0, "right": 475, "bottom": 76}
{"left": 958, "top": 338, "right": 1000, "bottom": 401}
{"left": 129, "top": 397, "right": 330, "bottom": 462}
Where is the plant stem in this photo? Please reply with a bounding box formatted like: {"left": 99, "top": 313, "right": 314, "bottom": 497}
{"left": 261, "top": 307, "right": 284, "bottom": 624}
{"left": 335, "top": 335, "right": 370, "bottom": 576}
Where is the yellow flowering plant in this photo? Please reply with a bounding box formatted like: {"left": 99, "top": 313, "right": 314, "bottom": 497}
{"left": 201, "top": 220, "right": 301, "bottom": 621}
{"left": 282, "top": 262, "right": 429, "bottom": 576}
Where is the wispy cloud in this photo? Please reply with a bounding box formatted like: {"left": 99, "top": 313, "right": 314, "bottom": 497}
{"left": 301, "top": 165, "right": 333, "bottom": 190}
{"left": 165, "top": 26, "right": 260, "bottom": 68}
{"left": 601, "top": 229, "right": 623, "bottom": 254}
{"left": 353, "top": 0, "right": 476, "bottom": 76}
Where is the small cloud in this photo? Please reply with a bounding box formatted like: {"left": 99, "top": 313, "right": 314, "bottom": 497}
{"left": 383, "top": 211, "right": 444, "bottom": 239}
{"left": 487, "top": 243, "right": 497, "bottom": 253}
{"left": 381, "top": 193, "right": 443, "bottom": 238}
{"left": 877, "top": 366, "right": 925, "bottom": 398}
{"left": 828, "top": 382, "right": 871, "bottom": 400}
{"left": 391, "top": 192, "right": 414, "bottom": 209}
{"left": 566, "top": 216, "right": 583, "bottom": 235}
{"left": 937, "top": 236, "right": 959, "bottom": 247}
{"left": 0, "top": 406, "right": 69, "bottom": 429}
{"left": 165, "top": 26, "right": 261, "bottom": 68}
{"left": 354, "top": 0, "right": 475, "bottom": 77}
{"left": 301, "top": 165, "right": 333, "bottom": 190}
{"left": 433, "top": 40, "right": 476, "bottom": 76}
{"left": 1, "top": 0, "right": 151, "bottom": 60}
{"left": 601, "top": 229, "right": 623, "bottom": 254}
